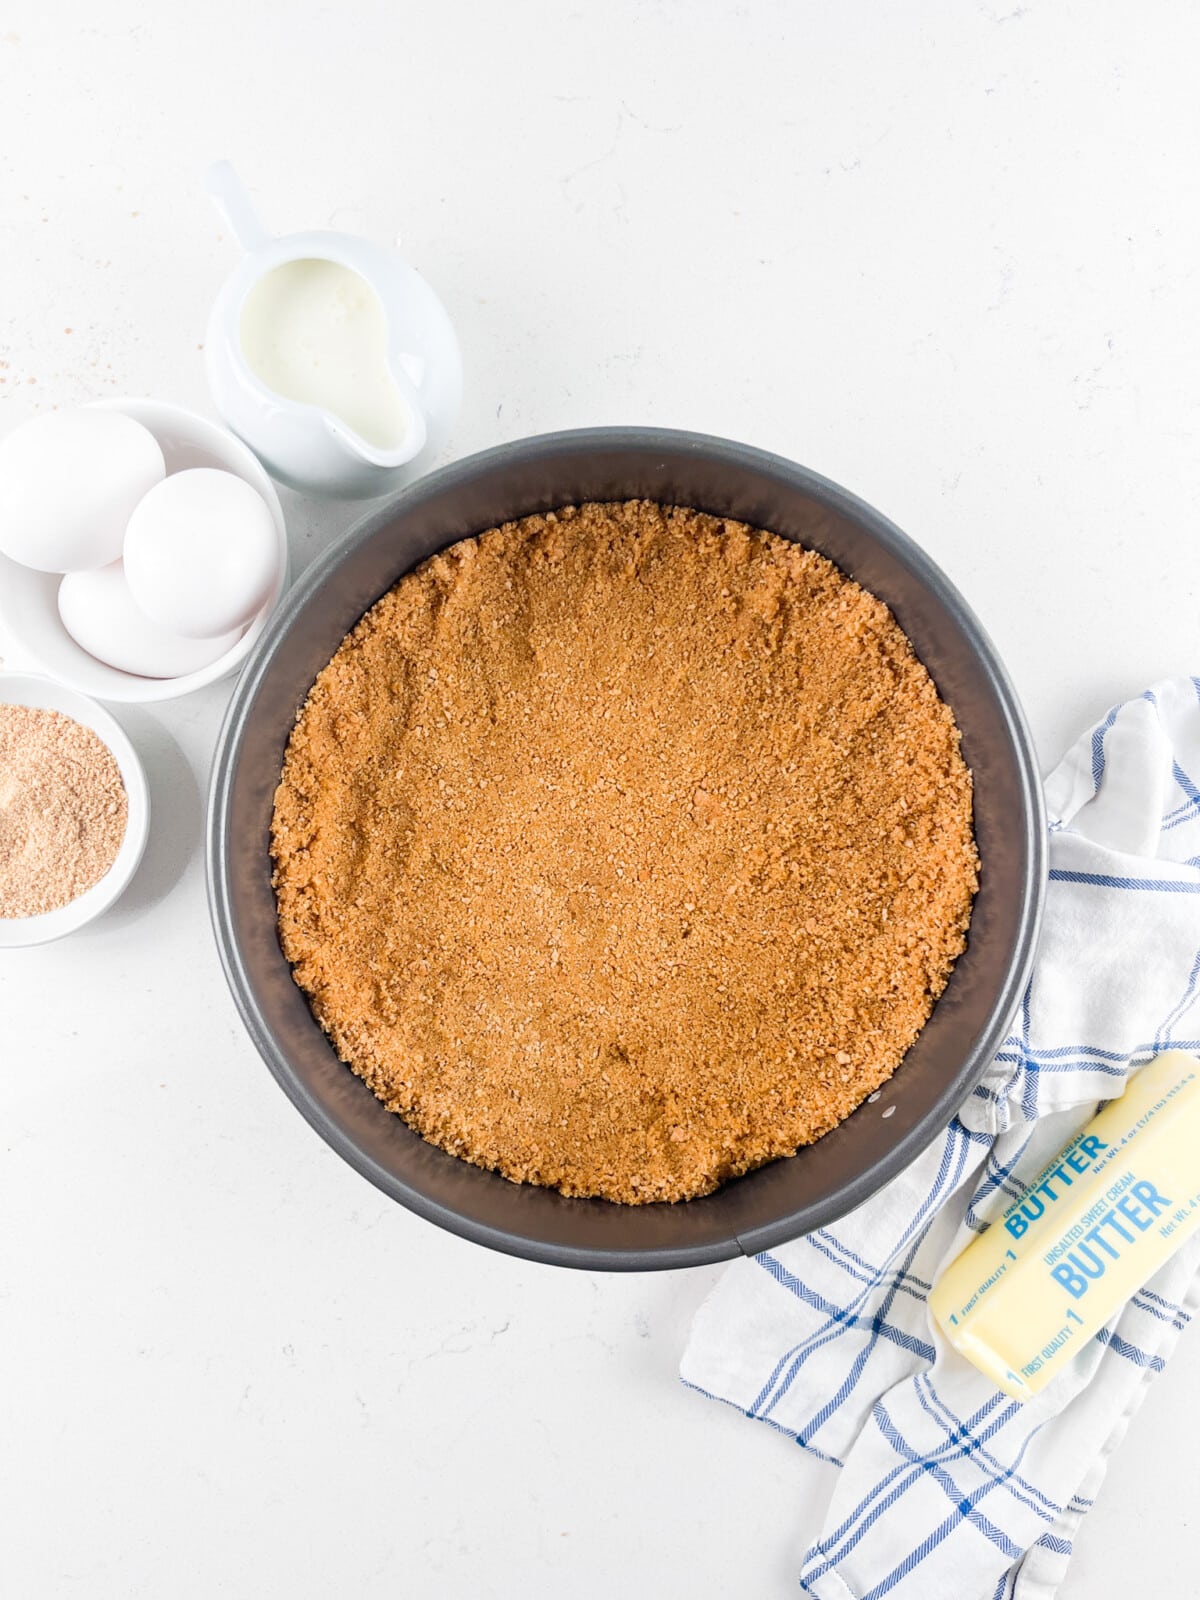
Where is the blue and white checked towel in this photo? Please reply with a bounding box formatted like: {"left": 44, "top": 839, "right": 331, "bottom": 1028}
{"left": 682, "top": 678, "right": 1200, "bottom": 1599}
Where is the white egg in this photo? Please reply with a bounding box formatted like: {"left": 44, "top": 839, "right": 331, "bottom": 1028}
{"left": 0, "top": 408, "right": 165, "bottom": 572}
{"left": 59, "top": 563, "right": 242, "bottom": 679}
{"left": 123, "top": 467, "right": 279, "bottom": 639}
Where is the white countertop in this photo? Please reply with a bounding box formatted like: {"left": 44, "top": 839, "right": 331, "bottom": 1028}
{"left": 3, "top": 4, "right": 1199, "bottom": 1595}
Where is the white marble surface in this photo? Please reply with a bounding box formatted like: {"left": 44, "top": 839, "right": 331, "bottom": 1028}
{"left": 3, "top": 3, "right": 1200, "bottom": 1595}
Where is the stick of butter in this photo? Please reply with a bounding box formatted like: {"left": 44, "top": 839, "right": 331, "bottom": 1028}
{"left": 929, "top": 1049, "right": 1200, "bottom": 1401}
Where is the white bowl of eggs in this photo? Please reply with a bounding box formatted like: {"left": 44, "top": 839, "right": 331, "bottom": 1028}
{"left": 0, "top": 398, "right": 288, "bottom": 702}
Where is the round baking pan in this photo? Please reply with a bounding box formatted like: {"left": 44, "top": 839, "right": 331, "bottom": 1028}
{"left": 207, "top": 429, "right": 1045, "bottom": 1270}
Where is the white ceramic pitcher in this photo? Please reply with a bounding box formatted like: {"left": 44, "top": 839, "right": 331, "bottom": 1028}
{"left": 204, "top": 162, "right": 461, "bottom": 499}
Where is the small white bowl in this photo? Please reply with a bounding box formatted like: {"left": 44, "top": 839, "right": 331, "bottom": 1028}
{"left": 0, "top": 672, "right": 150, "bottom": 946}
{"left": 0, "top": 398, "right": 288, "bottom": 703}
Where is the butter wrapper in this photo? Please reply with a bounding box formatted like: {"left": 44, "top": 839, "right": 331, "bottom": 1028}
{"left": 930, "top": 1049, "right": 1200, "bottom": 1400}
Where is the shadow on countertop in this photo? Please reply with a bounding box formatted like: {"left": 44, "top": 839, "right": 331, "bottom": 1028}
{"left": 86, "top": 708, "right": 204, "bottom": 933}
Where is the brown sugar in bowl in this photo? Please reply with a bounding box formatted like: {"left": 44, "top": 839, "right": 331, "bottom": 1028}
{"left": 208, "top": 430, "right": 1045, "bottom": 1269}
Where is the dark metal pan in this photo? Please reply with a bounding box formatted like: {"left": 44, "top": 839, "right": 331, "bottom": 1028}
{"left": 207, "top": 429, "right": 1045, "bottom": 1269}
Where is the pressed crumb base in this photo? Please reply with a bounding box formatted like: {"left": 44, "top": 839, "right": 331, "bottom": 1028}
{"left": 271, "top": 501, "right": 978, "bottom": 1203}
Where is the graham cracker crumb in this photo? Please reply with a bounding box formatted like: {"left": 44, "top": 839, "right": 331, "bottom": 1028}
{"left": 271, "top": 501, "right": 978, "bottom": 1203}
